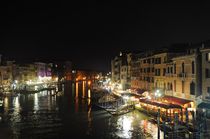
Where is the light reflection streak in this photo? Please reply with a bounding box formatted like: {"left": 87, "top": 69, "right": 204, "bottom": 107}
{"left": 14, "top": 97, "right": 20, "bottom": 111}
{"left": 75, "top": 82, "right": 79, "bottom": 112}
{"left": 87, "top": 88, "right": 92, "bottom": 135}
{"left": 4, "top": 97, "right": 8, "bottom": 110}
{"left": 12, "top": 96, "right": 21, "bottom": 123}
{"left": 82, "top": 81, "right": 86, "bottom": 98}
{"left": 88, "top": 89, "right": 91, "bottom": 98}
{"left": 76, "top": 82, "right": 78, "bottom": 98}
{"left": 114, "top": 112, "right": 164, "bottom": 139}
{"left": 117, "top": 116, "right": 133, "bottom": 138}
{"left": 34, "top": 93, "right": 39, "bottom": 111}
{"left": 139, "top": 120, "right": 164, "bottom": 139}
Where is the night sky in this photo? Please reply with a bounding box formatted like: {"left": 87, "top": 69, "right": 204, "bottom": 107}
{"left": 1, "top": 1, "right": 210, "bottom": 71}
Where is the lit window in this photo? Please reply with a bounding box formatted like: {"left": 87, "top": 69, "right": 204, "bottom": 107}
{"left": 206, "top": 53, "right": 210, "bottom": 61}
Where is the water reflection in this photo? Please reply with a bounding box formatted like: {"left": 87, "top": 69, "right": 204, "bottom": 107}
{"left": 76, "top": 82, "right": 78, "bottom": 98}
{"left": 14, "top": 96, "right": 20, "bottom": 112}
{"left": 117, "top": 116, "right": 133, "bottom": 138}
{"left": 140, "top": 120, "right": 164, "bottom": 139}
{"left": 88, "top": 89, "right": 91, "bottom": 98}
{"left": 34, "top": 93, "right": 39, "bottom": 111}
{"left": 4, "top": 97, "right": 8, "bottom": 110}
{"left": 82, "top": 81, "right": 86, "bottom": 98}
{"left": 72, "top": 83, "right": 75, "bottom": 98}
{"left": 1, "top": 82, "right": 163, "bottom": 139}
{"left": 109, "top": 110, "right": 163, "bottom": 139}
{"left": 87, "top": 89, "right": 92, "bottom": 135}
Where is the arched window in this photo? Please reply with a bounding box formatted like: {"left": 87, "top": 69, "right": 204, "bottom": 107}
{"left": 190, "top": 82, "right": 195, "bottom": 95}
{"left": 174, "top": 63, "right": 176, "bottom": 74}
{"left": 192, "top": 61, "right": 195, "bottom": 74}
{"left": 182, "top": 62, "right": 185, "bottom": 73}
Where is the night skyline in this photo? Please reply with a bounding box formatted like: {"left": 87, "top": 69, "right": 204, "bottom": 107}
{"left": 1, "top": 1, "right": 210, "bottom": 71}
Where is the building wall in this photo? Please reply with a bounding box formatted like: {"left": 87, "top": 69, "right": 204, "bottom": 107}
{"left": 201, "top": 48, "right": 210, "bottom": 102}
{"left": 139, "top": 55, "right": 155, "bottom": 91}
{"left": 35, "top": 62, "right": 47, "bottom": 77}
{"left": 131, "top": 57, "right": 141, "bottom": 89}
{"left": 16, "top": 64, "right": 37, "bottom": 84}
{"left": 0, "top": 66, "right": 13, "bottom": 88}
{"left": 120, "top": 65, "right": 128, "bottom": 90}
{"left": 154, "top": 53, "right": 168, "bottom": 93}
{"left": 113, "top": 47, "right": 210, "bottom": 105}
{"left": 171, "top": 54, "right": 196, "bottom": 101}
{"left": 111, "top": 56, "right": 122, "bottom": 83}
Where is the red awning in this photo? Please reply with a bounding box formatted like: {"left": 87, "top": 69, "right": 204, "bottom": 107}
{"left": 162, "top": 96, "right": 192, "bottom": 106}
{"left": 139, "top": 98, "right": 181, "bottom": 109}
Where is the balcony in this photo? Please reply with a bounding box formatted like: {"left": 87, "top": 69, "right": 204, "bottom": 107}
{"left": 178, "top": 72, "right": 187, "bottom": 79}
{"left": 165, "top": 73, "right": 173, "bottom": 77}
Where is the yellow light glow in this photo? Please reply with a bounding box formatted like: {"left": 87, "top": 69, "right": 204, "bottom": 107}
{"left": 82, "top": 81, "right": 85, "bottom": 98}
{"left": 76, "top": 82, "right": 78, "bottom": 98}
{"left": 34, "top": 93, "right": 39, "bottom": 110}
{"left": 4, "top": 97, "right": 8, "bottom": 109}
{"left": 117, "top": 116, "right": 133, "bottom": 138}
{"left": 88, "top": 89, "right": 91, "bottom": 98}
{"left": 55, "top": 77, "right": 58, "bottom": 81}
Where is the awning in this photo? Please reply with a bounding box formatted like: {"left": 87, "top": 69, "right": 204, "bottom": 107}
{"left": 197, "top": 102, "right": 210, "bottom": 109}
{"left": 162, "top": 96, "right": 192, "bottom": 106}
{"left": 139, "top": 99, "right": 182, "bottom": 109}
{"left": 121, "top": 92, "right": 143, "bottom": 98}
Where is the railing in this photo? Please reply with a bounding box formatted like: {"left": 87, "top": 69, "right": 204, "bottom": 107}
{"left": 178, "top": 72, "right": 187, "bottom": 79}
{"left": 165, "top": 73, "right": 173, "bottom": 77}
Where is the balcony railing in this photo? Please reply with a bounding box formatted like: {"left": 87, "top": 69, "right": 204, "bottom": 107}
{"left": 178, "top": 72, "right": 187, "bottom": 78}
{"left": 165, "top": 73, "right": 173, "bottom": 77}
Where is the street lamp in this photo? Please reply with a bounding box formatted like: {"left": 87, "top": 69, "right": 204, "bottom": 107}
{"left": 155, "top": 89, "right": 161, "bottom": 99}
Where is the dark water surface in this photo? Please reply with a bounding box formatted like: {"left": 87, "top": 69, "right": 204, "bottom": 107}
{"left": 1, "top": 82, "right": 162, "bottom": 139}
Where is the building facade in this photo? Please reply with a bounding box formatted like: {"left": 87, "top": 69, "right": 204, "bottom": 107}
{"left": 200, "top": 47, "right": 210, "bottom": 102}
{"left": 111, "top": 53, "right": 122, "bottom": 83}
{"left": 131, "top": 54, "right": 141, "bottom": 89}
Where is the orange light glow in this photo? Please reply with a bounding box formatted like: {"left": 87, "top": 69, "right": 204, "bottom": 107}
{"left": 88, "top": 81, "right": 91, "bottom": 85}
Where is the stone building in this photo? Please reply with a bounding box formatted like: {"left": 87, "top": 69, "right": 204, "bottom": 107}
{"left": 111, "top": 53, "right": 123, "bottom": 83}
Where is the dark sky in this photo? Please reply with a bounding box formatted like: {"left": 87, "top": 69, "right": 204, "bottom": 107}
{"left": 1, "top": 1, "right": 210, "bottom": 71}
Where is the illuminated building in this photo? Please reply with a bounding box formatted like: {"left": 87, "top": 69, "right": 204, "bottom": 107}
{"left": 111, "top": 53, "right": 122, "bottom": 83}
{"left": 0, "top": 61, "right": 14, "bottom": 90}
{"left": 111, "top": 52, "right": 132, "bottom": 90}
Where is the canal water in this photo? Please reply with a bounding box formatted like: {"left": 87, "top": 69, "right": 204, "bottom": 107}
{"left": 0, "top": 81, "right": 163, "bottom": 139}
